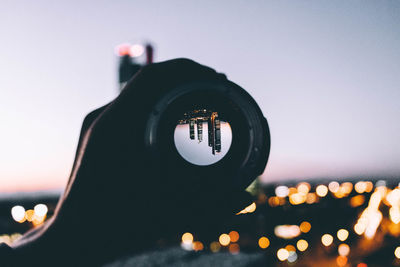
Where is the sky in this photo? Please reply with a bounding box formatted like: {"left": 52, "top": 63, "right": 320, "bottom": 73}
{"left": 0, "top": 1, "right": 399, "bottom": 192}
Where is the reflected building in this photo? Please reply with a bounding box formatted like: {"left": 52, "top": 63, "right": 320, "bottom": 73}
{"left": 189, "top": 119, "right": 195, "bottom": 140}
{"left": 197, "top": 119, "right": 203, "bottom": 142}
{"left": 178, "top": 109, "right": 223, "bottom": 155}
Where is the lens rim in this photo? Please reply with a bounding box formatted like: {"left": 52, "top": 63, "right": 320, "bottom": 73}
{"left": 144, "top": 80, "right": 270, "bottom": 189}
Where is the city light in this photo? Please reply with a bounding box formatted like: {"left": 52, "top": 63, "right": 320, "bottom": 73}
{"left": 34, "top": 204, "right": 48, "bottom": 217}
{"left": 355, "top": 181, "right": 367, "bottom": 193}
{"left": 11, "top": 204, "right": 48, "bottom": 226}
{"left": 390, "top": 207, "right": 400, "bottom": 224}
{"left": 338, "top": 243, "right": 350, "bottom": 256}
{"left": 192, "top": 241, "right": 204, "bottom": 251}
{"left": 321, "top": 234, "right": 334, "bottom": 246}
{"left": 181, "top": 232, "right": 194, "bottom": 251}
{"left": 354, "top": 187, "right": 385, "bottom": 239}
{"left": 299, "top": 221, "right": 311, "bottom": 233}
{"left": 114, "top": 43, "right": 131, "bottom": 56}
{"left": 228, "top": 243, "right": 240, "bottom": 254}
{"left": 268, "top": 196, "right": 285, "bottom": 207}
{"left": 395, "top": 247, "right": 400, "bottom": 259}
{"left": 350, "top": 195, "right": 365, "bottom": 207}
{"left": 306, "top": 192, "right": 318, "bottom": 204}
{"left": 297, "top": 182, "right": 311, "bottom": 194}
{"left": 337, "top": 229, "right": 349, "bottom": 241}
{"left": 316, "top": 184, "right": 328, "bottom": 197}
{"left": 288, "top": 187, "right": 297, "bottom": 195}
{"left": 129, "top": 44, "right": 144, "bottom": 57}
{"left": 342, "top": 182, "right": 353, "bottom": 194}
{"left": 336, "top": 255, "right": 348, "bottom": 267}
{"left": 258, "top": 237, "right": 270, "bottom": 249}
{"left": 274, "top": 225, "right": 301, "bottom": 239}
{"left": 181, "top": 232, "right": 193, "bottom": 244}
{"left": 386, "top": 188, "right": 400, "bottom": 224}
{"left": 210, "top": 241, "right": 221, "bottom": 253}
{"left": 365, "top": 181, "right": 374, "bottom": 193}
{"left": 237, "top": 202, "right": 256, "bottom": 214}
{"left": 297, "top": 239, "right": 308, "bottom": 251}
{"left": 328, "top": 181, "right": 340, "bottom": 193}
{"left": 287, "top": 251, "right": 298, "bottom": 263}
{"left": 277, "top": 248, "right": 289, "bottom": 261}
{"left": 11, "top": 205, "right": 26, "bottom": 223}
{"left": 285, "top": 244, "right": 296, "bottom": 252}
{"left": 25, "top": 209, "right": 34, "bottom": 222}
{"left": 275, "top": 185, "right": 289, "bottom": 198}
{"left": 219, "top": 233, "right": 230, "bottom": 246}
{"left": 289, "top": 193, "right": 307, "bottom": 205}
{"left": 354, "top": 223, "right": 364, "bottom": 235}
{"left": 228, "top": 231, "right": 239, "bottom": 242}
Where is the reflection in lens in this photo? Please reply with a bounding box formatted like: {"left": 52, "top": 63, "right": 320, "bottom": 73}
{"left": 174, "top": 109, "right": 232, "bottom": 166}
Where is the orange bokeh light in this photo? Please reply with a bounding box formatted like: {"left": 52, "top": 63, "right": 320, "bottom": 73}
{"left": 229, "top": 231, "right": 240, "bottom": 243}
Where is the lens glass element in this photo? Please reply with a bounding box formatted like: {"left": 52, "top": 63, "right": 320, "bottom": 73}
{"left": 174, "top": 109, "right": 232, "bottom": 166}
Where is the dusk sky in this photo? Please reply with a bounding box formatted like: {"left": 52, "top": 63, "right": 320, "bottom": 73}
{"left": 1, "top": 1, "right": 399, "bottom": 192}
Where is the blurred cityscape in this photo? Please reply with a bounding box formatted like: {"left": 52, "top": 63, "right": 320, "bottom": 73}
{"left": 1, "top": 178, "right": 400, "bottom": 266}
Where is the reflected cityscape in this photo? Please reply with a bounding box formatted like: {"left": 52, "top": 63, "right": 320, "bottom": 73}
{"left": 178, "top": 110, "right": 222, "bottom": 155}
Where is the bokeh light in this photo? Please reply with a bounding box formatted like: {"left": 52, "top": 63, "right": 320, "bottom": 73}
{"left": 219, "top": 233, "right": 230, "bottom": 246}
{"left": 285, "top": 244, "right": 296, "bottom": 252}
{"left": 228, "top": 243, "right": 240, "bottom": 254}
{"left": 395, "top": 247, "right": 400, "bottom": 259}
{"left": 129, "top": 44, "right": 144, "bottom": 57}
{"left": 338, "top": 243, "right": 350, "bottom": 256}
{"left": 355, "top": 181, "right": 367, "bottom": 193}
{"left": 350, "top": 195, "right": 365, "bottom": 207}
{"left": 275, "top": 186, "right": 289, "bottom": 198}
{"left": 297, "top": 239, "right": 308, "bottom": 252}
{"left": 11, "top": 206, "right": 26, "bottom": 223}
{"left": 114, "top": 43, "right": 131, "bottom": 56}
{"left": 277, "top": 248, "right": 289, "bottom": 261}
{"left": 258, "top": 237, "right": 270, "bottom": 249}
{"left": 289, "top": 193, "right": 307, "bottom": 205}
{"left": 300, "top": 221, "right": 311, "bottom": 233}
{"left": 287, "top": 251, "right": 298, "bottom": 263}
{"left": 337, "top": 229, "right": 349, "bottom": 241}
{"left": 25, "top": 209, "right": 35, "bottom": 222}
{"left": 210, "top": 241, "right": 221, "bottom": 253}
{"left": 192, "top": 241, "right": 204, "bottom": 251}
{"left": 316, "top": 185, "right": 329, "bottom": 197}
{"left": 237, "top": 202, "right": 256, "bottom": 215}
{"left": 329, "top": 181, "right": 340, "bottom": 193}
{"left": 181, "top": 232, "right": 193, "bottom": 244}
{"left": 34, "top": 204, "right": 48, "bottom": 217}
{"left": 297, "top": 182, "right": 311, "bottom": 194}
{"left": 228, "top": 231, "right": 239, "bottom": 243}
{"left": 321, "top": 234, "right": 334, "bottom": 246}
{"left": 274, "top": 225, "right": 301, "bottom": 239}
{"left": 336, "top": 255, "right": 348, "bottom": 267}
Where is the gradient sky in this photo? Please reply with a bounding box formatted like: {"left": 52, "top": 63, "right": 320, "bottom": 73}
{"left": 1, "top": 1, "right": 399, "bottom": 192}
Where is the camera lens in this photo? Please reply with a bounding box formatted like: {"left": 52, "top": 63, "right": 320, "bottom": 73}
{"left": 145, "top": 80, "right": 270, "bottom": 190}
{"left": 174, "top": 110, "right": 232, "bottom": 166}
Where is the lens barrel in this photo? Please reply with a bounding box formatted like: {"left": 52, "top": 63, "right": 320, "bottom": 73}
{"left": 144, "top": 80, "right": 270, "bottom": 190}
